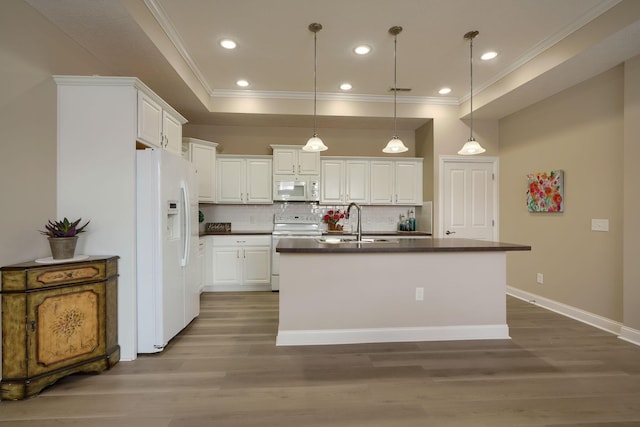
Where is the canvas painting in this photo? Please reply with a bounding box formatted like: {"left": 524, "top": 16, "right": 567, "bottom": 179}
{"left": 526, "top": 170, "right": 564, "bottom": 212}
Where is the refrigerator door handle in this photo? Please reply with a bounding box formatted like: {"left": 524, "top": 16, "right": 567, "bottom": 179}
{"left": 180, "top": 182, "right": 190, "bottom": 267}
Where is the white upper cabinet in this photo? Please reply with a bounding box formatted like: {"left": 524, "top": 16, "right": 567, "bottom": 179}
{"left": 183, "top": 138, "right": 218, "bottom": 203}
{"left": 217, "top": 155, "right": 272, "bottom": 204}
{"left": 370, "top": 159, "right": 423, "bottom": 205}
{"left": 321, "top": 159, "right": 369, "bottom": 204}
{"left": 271, "top": 145, "right": 320, "bottom": 177}
{"left": 137, "top": 91, "right": 186, "bottom": 155}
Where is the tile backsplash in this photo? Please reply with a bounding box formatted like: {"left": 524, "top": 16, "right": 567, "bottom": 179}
{"left": 199, "top": 202, "right": 432, "bottom": 233}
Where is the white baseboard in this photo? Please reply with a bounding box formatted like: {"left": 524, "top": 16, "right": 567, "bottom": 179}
{"left": 507, "top": 286, "right": 640, "bottom": 347}
{"left": 202, "top": 284, "right": 271, "bottom": 292}
{"left": 276, "top": 324, "right": 510, "bottom": 346}
{"left": 619, "top": 326, "right": 640, "bottom": 346}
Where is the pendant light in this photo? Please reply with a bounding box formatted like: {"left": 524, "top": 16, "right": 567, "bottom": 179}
{"left": 458, "top": 30, "right": 486, "bottom": 155}
{"left": 383, "top": 26, "right": 409, "bottom": 154}
{"left": 302, "top": 23, "right": 328, "bottom": 152}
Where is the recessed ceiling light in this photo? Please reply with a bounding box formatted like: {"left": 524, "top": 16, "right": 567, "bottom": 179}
{"left": 438, "top": 87, "right": 452, "bottom": 95}
{"left": 481, "top": 51, "right": 497, "bottom": 60}
{"left": 236, "top": 79, "right": 249, "bottom": 87}
{"left": 354, "top": 45, "right": 371, "bottom": 55}
{"left": 220, "top": 39, "right": 237, "bottom": 49}
{"left": 340, "top": 83, "right": 352, "bottom": 91}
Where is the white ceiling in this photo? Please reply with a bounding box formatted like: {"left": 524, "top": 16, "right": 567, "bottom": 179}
{"left": 24, "top": 0, "right": 640, "bottom": 129}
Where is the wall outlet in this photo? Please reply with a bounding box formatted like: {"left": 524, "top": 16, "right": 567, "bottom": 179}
{"left": 536, "top": 273, "right": 544, "bottom": 284}
{"left": 415, "top": 287, "right": 424, "bottom": 301}
{"left": 591, "top": 219, "right": 609, "bottom": 232}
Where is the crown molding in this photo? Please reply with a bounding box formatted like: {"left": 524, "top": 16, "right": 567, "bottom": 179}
{"left": 212, "top": 89, "right": 458, "bottom": 105}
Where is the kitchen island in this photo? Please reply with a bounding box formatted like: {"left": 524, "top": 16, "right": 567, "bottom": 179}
{"left": 275, "top": 238, "right": 531, "bottom": 346}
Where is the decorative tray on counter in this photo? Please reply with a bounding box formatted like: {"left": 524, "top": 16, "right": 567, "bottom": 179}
{"left": 205, "top": 222, "right": 231, "bottom": 233}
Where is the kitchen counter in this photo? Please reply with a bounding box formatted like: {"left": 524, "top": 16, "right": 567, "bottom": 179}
{"left": 276, "top": 237, "right": 531, "bottom": 347}
{"left": 322, "top": 231, "right": 432, "bottom": 237}
{"left": 276, "top": 237, "right": 529, "bottom": 253}
{"left": 199, "top": 231, "right": 272, "bottom": 237}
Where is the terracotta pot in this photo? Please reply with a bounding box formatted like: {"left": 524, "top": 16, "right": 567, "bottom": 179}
{"left": 48, "top": 236, "right": 79, "bottom": 260}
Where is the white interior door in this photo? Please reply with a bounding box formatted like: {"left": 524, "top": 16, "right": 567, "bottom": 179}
{"left": 441, "top": 157, "right": 498, "bottom": 240}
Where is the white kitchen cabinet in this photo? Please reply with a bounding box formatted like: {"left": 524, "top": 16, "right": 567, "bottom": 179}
{"left": 216, "top": 155, "right": 272, "bottom": 204}
{"left": 198, "top": 238, "right": 206, "bottom": 292}
{"left": 321, "top": 159, "right": 369, "bottom": 204}
{"left": 370, "top": 159, "right": 423, "bottom": 205}
{"left": 271, "top": 145, "right": 320, "bottom": 176}
{"left": 183, "top": 138, "right": 218, "bottom": 202}
{"left": 136, "top": 91, "right": 186, "bottom": 155}
{"left": 209, "top": 235, "right": 271, "bottom": 291}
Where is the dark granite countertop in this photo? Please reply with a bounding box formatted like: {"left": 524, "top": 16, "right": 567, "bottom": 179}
{"left": 276, "top": 238, "right": 531, "bottom": 254}
{"left": 199, "top": 231, "right": 272, "bottom": 237}
{"left": 323, "top": 231, "right": 432, "bottom": 237}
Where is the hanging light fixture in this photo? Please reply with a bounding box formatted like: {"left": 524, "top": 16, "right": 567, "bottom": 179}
{"left": 458, "top": 30, "right": 486, "bottom": 155}
{"left": 383, "top": 26, "right": 409, "bottom": 154}
{"left": 302, "top": 23, "right": 328, "bottom": 152}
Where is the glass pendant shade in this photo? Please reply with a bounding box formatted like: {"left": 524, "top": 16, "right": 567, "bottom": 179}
{"left": 303, "top": 134, "right": 328, "bottom": 152}
{"left": 458, "top": 137, "right": 486, "bottom": 155}
{"left": 384, "top": 26, "right": 408, "bottom": 154}
{"left": 459, "top": 30, "right": 486, "bottom": 156}
{"left": 383, "top": 136, "right": 408, "bottom": 153}
{"left": 304, "top": 23, "right": 327, "bottom": 152}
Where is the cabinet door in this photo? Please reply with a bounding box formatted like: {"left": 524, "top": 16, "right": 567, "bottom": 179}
{"left": 246, "top": 159, "right": 273, "bottom": 203}
{"left": 345, "top": 160, "right": 369, "bottom": 204}
{"left": 321, "top": 160, "right": 345, "bottom": 204}
{"left": 162, "top": 111, "right": 182, "bottom": 154}
{"left": 370, "top": 161, "right": 394, "bottom": 204}
{"left": 191, "top": 144, "right": 215, "bottom": 202}
{"left": 212, "top": 247, "right": 242, "bottom": 285}
{"left": 137, "top": 91, "right": 162, "bottom": 147}
{"left": 297, "top": 150, "right": 320, "bottom": 175}
{"left": 27, "top": 282, "right": 106, "bottom": 377}
{"left": 273, "top": 149, "right": 297, "bottom": 175}
{"left": 395, "top": 161, "right": 422, "bottom": 205}
{"left": 242, "top": 247, "right": 271, "bottom": 285}
{"left": 217, "top": 158, "right": 244, "bottom": 203}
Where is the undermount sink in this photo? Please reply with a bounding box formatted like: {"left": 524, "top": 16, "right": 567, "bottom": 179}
{"left": 317, "top": 237, "right": 397, "bottom": 244}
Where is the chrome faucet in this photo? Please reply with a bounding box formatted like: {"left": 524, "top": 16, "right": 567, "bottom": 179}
{"left": 346, "top": 202, "right": 362, "bottom": 241}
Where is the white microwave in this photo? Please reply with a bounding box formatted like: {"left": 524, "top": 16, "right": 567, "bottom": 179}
{"left": 273, "top": 177, "right": 320, "bottom": 202}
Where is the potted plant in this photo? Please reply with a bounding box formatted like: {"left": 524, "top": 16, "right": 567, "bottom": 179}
{"left": 39, "top": 217, "right": 90, "bottom": 260}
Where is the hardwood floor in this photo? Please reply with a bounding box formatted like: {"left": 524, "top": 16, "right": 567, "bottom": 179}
{"left": 1, "top": 293, "right": 640, "bottom": 426}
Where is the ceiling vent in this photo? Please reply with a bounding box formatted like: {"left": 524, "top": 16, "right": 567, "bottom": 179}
{"left": 389, "top": 87, "right": 411, "bottom": 92}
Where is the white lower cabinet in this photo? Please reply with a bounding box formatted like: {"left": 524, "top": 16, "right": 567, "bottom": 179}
{"left": 205, "top": 235, "right": 271, "bottom": 291}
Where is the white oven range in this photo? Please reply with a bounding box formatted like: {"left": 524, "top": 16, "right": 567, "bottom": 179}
{"left": 271, "top": 213, "right": 321, "bottom": 291}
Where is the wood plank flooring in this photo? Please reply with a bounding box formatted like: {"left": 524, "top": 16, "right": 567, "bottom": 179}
{"left": 1, "top": 293, "right": 640, "bottom": 426}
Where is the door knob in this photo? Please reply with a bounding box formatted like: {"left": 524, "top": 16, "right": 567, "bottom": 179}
{"left": 445, "top": 230, "right": 456, "bottom": 235}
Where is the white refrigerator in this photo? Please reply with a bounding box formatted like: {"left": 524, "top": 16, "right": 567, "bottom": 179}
{"left": 136, "top": 148, "right": 200, "bottom": 353}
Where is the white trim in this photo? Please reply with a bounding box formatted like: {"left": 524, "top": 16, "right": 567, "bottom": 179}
{"left": 144, "top": 0, "right": 214, "bottom": 96}
{"left": 438, "top": 156, "right": 499, "bottom": 240}
{"left": 212, "top": 89, "right": 458, "bottom": 105}
{"left": 276, "top": 325, "right": 510, "bottom": 346}
{"left": 507, "top": 287, "right": 624, "bottom": 337}
{"left": 460, "top": 0, "right": 622, "bottom": 102}
{"left": 619, "top": 326, "right": 640, "bottom": 347}
{"left": 201, "top": 284, "right": 271, "bottom": 292}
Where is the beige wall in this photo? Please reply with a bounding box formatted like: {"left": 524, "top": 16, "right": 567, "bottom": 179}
{"left": 623, "top": 55, "right": 640, "bottom": 331}
{"left": 0, "top": 0, "right": 114, "bottom": 266}
{"left": 499, "top": 66, "right": 625, "bottom": 321}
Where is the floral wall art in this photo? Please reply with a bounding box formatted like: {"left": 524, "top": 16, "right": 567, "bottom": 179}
{"left": 526, "top": 170, "right": 564, "bottom": 212}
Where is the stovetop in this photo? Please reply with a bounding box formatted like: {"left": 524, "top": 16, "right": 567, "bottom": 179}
{"left": 273, "top": 213, "right": 321, "bottom": 236}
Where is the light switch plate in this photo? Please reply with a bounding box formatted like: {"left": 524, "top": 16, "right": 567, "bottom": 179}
{"left": 591, "top": 219, "right": 609, "bottom": 232}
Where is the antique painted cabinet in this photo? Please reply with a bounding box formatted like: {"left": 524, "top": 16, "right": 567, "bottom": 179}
{"left": 0, "top": 256, "right": 119, "bottom": 400}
